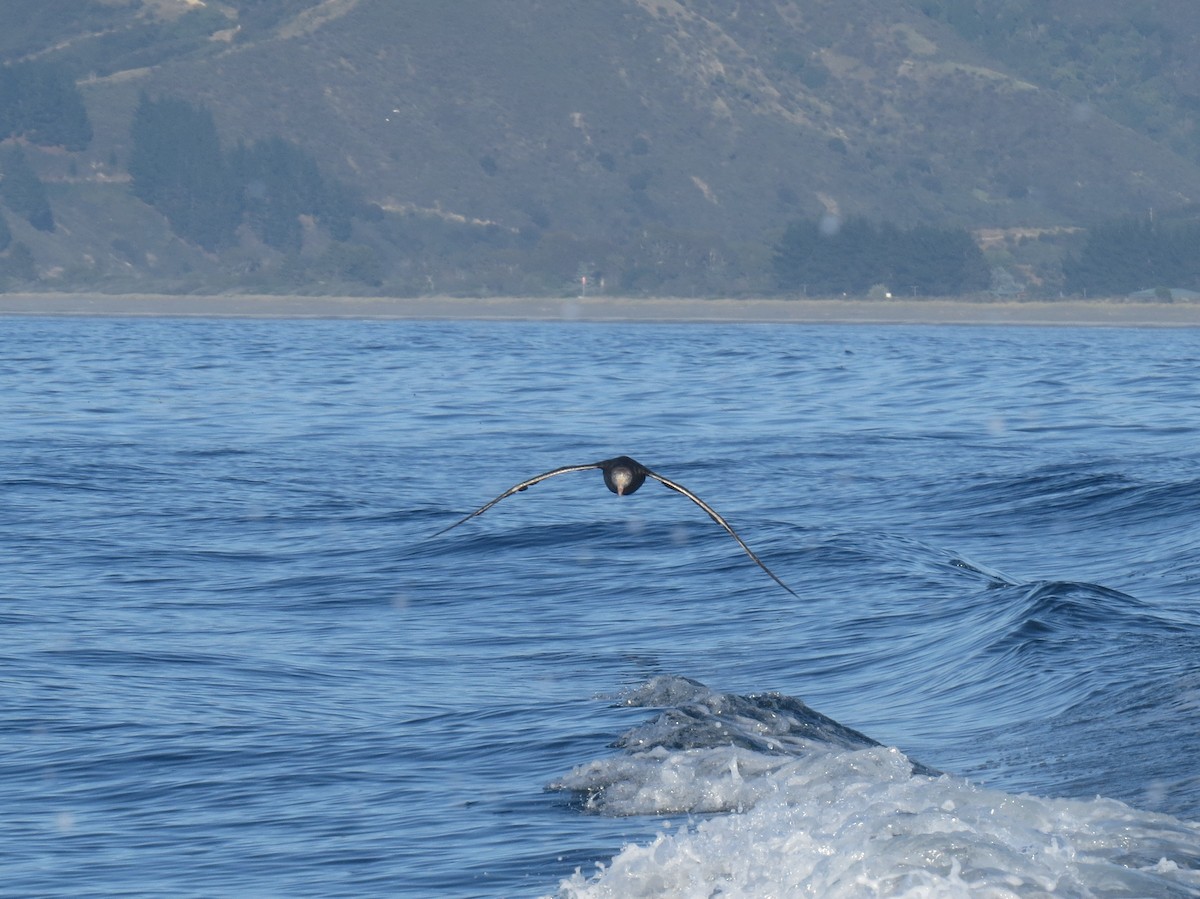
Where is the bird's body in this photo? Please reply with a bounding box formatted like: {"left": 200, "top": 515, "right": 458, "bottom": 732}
{"left": 434, "top": 455, "right": 797, "bottom": 597}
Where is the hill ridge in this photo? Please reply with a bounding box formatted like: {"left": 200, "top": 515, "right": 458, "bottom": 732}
{"left": 3, "top": 0, "right": 1200, "bottom": 296}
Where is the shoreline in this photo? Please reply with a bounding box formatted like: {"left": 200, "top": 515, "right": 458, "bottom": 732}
{"left": 3, "top": 292, "right": 1200, "bottom": 327}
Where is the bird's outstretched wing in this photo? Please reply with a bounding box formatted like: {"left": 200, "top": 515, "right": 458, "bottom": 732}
{"left": 642, "top": 466, "right": 799, "bottom": 598}
{"left": 432, "top": 462, "right": 605, "bottom": 538}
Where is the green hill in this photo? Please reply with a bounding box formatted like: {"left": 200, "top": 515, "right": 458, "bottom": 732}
{"left": 4, "top": 0, "right": 1200, "bottom": 297}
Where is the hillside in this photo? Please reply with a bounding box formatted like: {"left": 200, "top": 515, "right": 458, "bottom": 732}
{"left": 4, "top": 0, "right": 1200, "bottom": 297}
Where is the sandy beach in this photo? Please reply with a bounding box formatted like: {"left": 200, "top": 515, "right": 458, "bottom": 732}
{"left": 3, "top": 292, "right": 1200, "bottom": 327}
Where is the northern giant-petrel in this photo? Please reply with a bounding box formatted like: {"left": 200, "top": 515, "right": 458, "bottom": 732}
{"left": 434, "top": 455, "right": 797, "bottom": 597}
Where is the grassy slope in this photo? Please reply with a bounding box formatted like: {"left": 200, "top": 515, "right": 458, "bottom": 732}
{"left": 6, "top": 0, "right": 1200, "bottom": 294}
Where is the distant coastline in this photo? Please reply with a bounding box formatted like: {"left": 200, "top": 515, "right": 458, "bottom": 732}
{"left": 4, "top": 292, "right": 1200, "bottom": 327}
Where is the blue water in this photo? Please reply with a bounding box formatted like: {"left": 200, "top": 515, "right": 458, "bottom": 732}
{"left": 3, "top": 314, "right": 1199, "bottom": 897}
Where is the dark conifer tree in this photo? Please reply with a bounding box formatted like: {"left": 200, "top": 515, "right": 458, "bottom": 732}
{"left": 774, "top": 216, "right": 989, "bottom": 296}
{"left": 0, "top": 67, "right": 15, "bottom": 142}
{"left": 128, "top": 94, "right": 240, "bottom": 250}
{"left": 774, "top": 216, "right": 879, "bottom": 295}
{"left": 897, "top": 225, "right": 989, "bottom": 295}
{"left": 231, "top": 136, "right": 356, "bottom": 250}
{"left": 0, "top": 62, "right": 92, "bottom": 150}
{"left": 0, "top": 145, "right": 54, "bottom": 231}
{"left": 1065, "top": 215, "right": 1200, "bottom": 295}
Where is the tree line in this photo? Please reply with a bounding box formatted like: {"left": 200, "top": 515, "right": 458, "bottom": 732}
{"left": 0, "top": 60, "right": 88, "bottom": 251}
{"left": 129, "top": 94, "right": 364, "bottom": 256}
{"left": 1064, "top": 212, "right": 1200, "bottom": 296}
{"left": 0, "top": 144, "right": 53, "bottom": 232}
{"left": 0, "top": 61, "right": 87, "bottom": 285}
{"left": 0, "top": 60, "right": 92, "bottom": 151}
{"left": 772, "top": 216, "right": 990, "bottom": 296}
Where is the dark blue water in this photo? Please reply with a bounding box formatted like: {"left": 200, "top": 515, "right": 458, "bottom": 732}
{"left": 3, "top": 315, "right": 1198, "bottom": 897}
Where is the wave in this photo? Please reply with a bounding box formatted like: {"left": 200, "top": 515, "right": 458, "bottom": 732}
{"left": 547, "top": 676, "right": 1200, "bottom": 898}
{"left": 549, "top": 676, "right": 937, "bottom": 817}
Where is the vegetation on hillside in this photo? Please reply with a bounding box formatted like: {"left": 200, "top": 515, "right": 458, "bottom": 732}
{"left": 2, "top": 2, "right": 1200, "bottom": 298}
{"left": 0, "top": 0, "right": 231, "bottom": 80}
{"left": 773, "top": 218, "right": 990, "bottom": 297}
{"left": 0, "top": 61, "right": 92, "bottom": 150}
{"left": 1065, "top": 211, "right": 1200, "bottom": 296}
{"left": 129, "top": 95, "right": 238, "bottom": 251}
{"left": 128, "top": 94, "right": 374, "bottom": 271}
{"left": 918, "top": 0, "right": 1200, "bottom": 164}
{"left": 0, "top": 145, "right": 55, "bottom": 231}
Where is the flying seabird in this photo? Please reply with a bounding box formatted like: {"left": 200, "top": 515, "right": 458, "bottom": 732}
{"left": 434, "top": 455, "right": 798, "bottom": 597}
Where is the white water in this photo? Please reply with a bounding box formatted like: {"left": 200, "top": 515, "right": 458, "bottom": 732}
{"left": 551, "top": 678, "right": 1200, "bottom": 898}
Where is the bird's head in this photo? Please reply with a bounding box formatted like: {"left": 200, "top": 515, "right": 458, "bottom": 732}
{"left": 610, "top": 465, "right": 635, "bottom": 495}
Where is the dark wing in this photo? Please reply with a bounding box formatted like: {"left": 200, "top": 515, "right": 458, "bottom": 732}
{"left": 432, "top": 462, "right": 605, "bottom": 538}
{"left": 642, "top": 467, "right": 799, "bottom": 598}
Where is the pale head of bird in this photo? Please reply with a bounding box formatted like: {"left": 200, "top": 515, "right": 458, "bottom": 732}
{"left": 611, "top": 465, "right": 634, "bottom": 495}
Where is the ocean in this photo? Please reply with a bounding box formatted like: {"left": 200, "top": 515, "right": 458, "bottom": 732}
{"left": 2, "top": 314, "right": 1198, "bottom": 898}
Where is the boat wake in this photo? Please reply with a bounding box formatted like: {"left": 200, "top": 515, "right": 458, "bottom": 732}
{"left": 548, "top": 676, "right": 1200, "bottom": 898}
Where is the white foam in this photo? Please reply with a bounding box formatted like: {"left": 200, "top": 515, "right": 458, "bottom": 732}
{"left": 550, "top": 745, "right": 1200, "bottom": 898}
